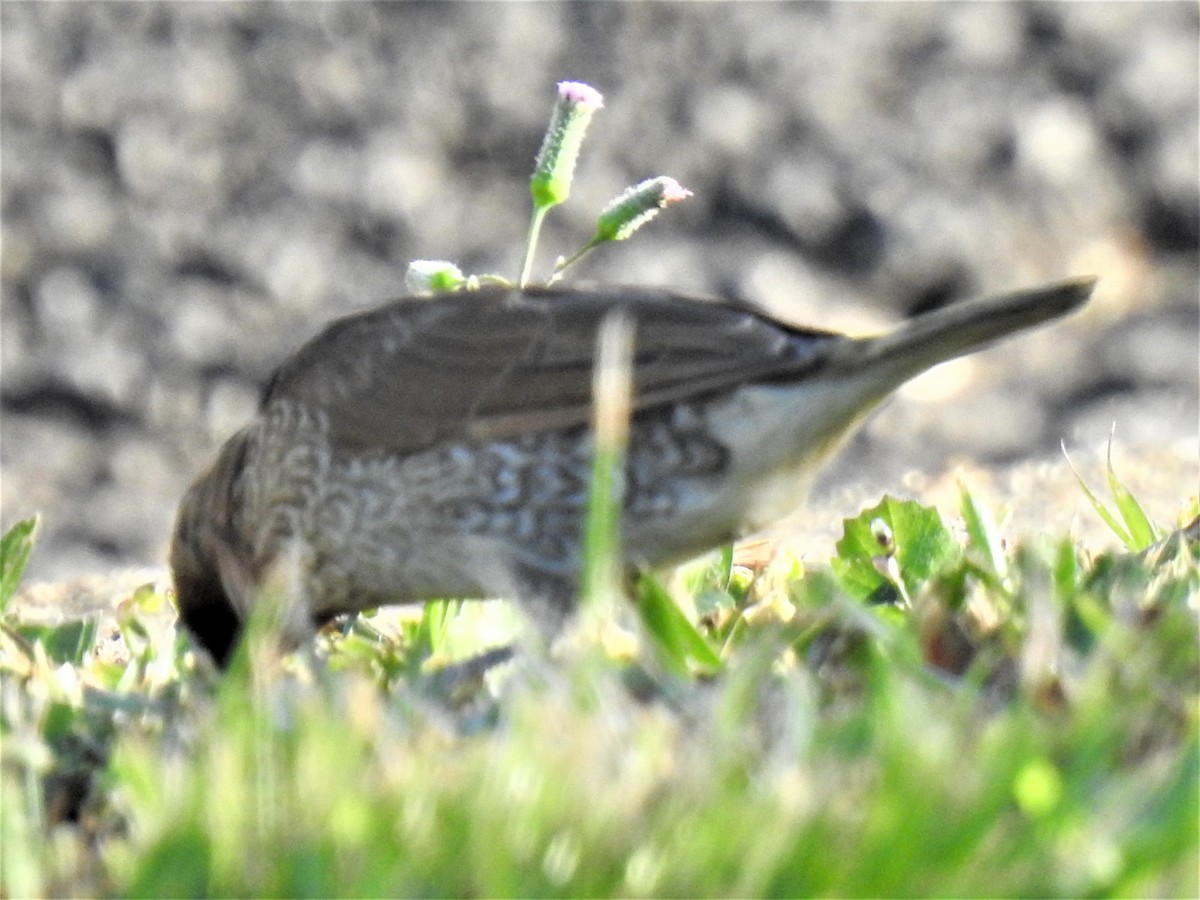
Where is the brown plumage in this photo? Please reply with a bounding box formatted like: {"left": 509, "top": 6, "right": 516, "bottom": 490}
{"left": 170, "top": 278, "right": 1095, "bottom": 666}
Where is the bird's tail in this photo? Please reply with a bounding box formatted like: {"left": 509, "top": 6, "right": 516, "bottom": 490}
{"left": 829, "top": 276, "right": 1097, "bottom": 381}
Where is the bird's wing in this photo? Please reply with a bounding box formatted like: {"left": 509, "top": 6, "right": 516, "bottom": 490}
{"left": 261, "top": 285, "right": 841, "bottom": 455}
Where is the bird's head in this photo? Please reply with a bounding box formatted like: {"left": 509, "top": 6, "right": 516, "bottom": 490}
{"left": 169, "top": 436, "right": 252, "bottom": 669}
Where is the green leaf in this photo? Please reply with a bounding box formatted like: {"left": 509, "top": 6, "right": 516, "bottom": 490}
{"left": 580, "top": 443, "right": 623, "bottom": 609}
{"left": 634, "top": 573, "right": 722, "bottom": 676}
{"left": 679, "top": 545, "right": 737, "bottom": 619}
{"left": 831, "top": 496, "right": 959, "bottom": 603}
{"left": 1062, "top": 441, "right": 1136, "bottom": 550}
{"left": 959, "top": 482, "right": 1007, "bottom": 580}
{"left": 128, "top": 826, "right": 213, "bottom": 898}
{"left": 1106, "top": 440, "right": 1159, "bottom": 551}
{"left": 0, "top": 516, "right": 38, "bottom": 614}
{"left": 415, "top": 599, "right": 460, "bottom": 658}
{"left": 579, "top": 311, "right": 633, "bottom": 613}
{"left": 13, "top": 619, "right": 99, "bottom": 666}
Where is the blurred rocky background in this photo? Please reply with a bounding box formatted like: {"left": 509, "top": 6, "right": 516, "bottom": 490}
{"left": 2, "top": 2, "right": 1197, "bottom": 583}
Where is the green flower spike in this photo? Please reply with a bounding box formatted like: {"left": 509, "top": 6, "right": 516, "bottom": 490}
{"left": 594, "top": 176, "right": 692, "bottom": 244}
{"left": 551, "top": 176, "right": 692, "bottom": 281}
{"left": 521, "top": 81, "right": 604, "bottom": 286}
{"left": 530, "top": 81, "right": 605, "bottom": 210}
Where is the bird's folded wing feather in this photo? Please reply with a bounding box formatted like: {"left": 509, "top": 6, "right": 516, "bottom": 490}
{"left": 261, "top": 285, "right": 842, "bottom": 455}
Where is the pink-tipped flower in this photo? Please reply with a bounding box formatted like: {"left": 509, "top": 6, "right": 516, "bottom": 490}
{"left": 529, "top": 81, "right": 604, "bottom": 210}
{"left": 558, "top": 81, "right": 604, "bottom": 109}
{"left": 593, "top": 176, "right": 692, "bottom": 244}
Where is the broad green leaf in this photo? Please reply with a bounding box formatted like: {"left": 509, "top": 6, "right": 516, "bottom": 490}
{"left": 832, "top": 496, "right": 959, "bottom": 603}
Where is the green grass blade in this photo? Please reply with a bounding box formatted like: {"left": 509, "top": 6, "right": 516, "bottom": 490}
{"left": 959, "top": 481, "right": 1007, "bottom": 580}
{"left": 1105, "top": 439, "right": 1159, "bottom": 551}
{"left": 580, "top": 311, "right": 634, "bottom": 612}
{"left": 1061, "top": 441, "right": 1136, "bottom": 550}
{"left": 416, "top": 599, "right": 458, "bottom": 658}
{"left": 0, "top": 516, "right": 38, "bottom": 613}
{"left": 634, "top": 572, "right": 722, "bottom": 675}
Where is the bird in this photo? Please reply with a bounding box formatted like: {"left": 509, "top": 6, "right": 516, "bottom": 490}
{"left": 170, "top": 277, "right": 1095, "bottom": 667}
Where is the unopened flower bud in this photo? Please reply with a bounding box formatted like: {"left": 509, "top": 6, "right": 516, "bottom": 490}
{"left": 405, "top": 260, "right": 465, "bottom": 294}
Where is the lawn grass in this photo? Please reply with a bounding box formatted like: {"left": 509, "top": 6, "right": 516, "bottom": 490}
{"left": 1, "top": 477, "right": 1197, "bottom": 898}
